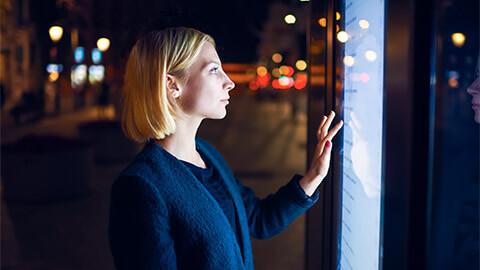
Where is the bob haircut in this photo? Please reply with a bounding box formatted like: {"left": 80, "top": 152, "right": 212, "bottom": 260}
{"left": 121, "top": 27, "right": 215, "bottom": 143}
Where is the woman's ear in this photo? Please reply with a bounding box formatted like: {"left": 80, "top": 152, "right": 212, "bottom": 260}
{"left": 166, "top": 74, "right": 181, "bottom": 99}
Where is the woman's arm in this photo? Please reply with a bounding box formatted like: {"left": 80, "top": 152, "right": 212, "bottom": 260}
{"left": 109, "top": 175, "right": 177, "bottom": 269}
{"left": 236, "top": 174, "right": 318, "bottom": 240}
{"left": 237, "top": 111, "right": 342, "bottom": 239}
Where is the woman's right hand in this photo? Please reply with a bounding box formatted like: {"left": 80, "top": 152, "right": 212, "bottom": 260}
{"left": 299, "top": 111, "right": 343, "bottom": 196}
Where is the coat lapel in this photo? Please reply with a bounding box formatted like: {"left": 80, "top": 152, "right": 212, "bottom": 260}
{"left": 147, "top": 141, "right": 247, "bottom": 269}
{"left": 196, "top": 139, "right": 253, "bottom": 269}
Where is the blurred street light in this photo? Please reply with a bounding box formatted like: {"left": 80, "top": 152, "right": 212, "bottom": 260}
{"left": 295, "top": 60, "right": 307, "bottom": 71}
{"left": 318, "top": 18, "right": 327, "bottom": 27}
{"left": 49, "top": 26, "right": 63, "bottom": 43}
{"left": 97, "top": 38, "right": 111, "bottom": 52}
{"left": 272, "top": 53, "right": 283, "bottom": 63}
{"left": 451, "top": 33, "right": 465, "bottom": 47}
{"left": 284, "top": 14, "right": 296, "bottom": 24}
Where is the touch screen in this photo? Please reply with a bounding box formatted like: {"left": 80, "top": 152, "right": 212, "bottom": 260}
{"left": 338, "top": 0, "right": 385, "bottom": 269}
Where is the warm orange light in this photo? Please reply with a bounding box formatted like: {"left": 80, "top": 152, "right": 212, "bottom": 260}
{"left": 272, "top": 53, "right": 283, "bottom": 63}
{"left": 336, "top": 12, "right": 341, "bottom": 20}
{"left": 256, "top": 66, "right": 268, "bottom": 76}
{"left": 49, "top": 26, "right": 63, "bottom": 42}
{"left": 336, "top": 25, "right": 340, "bottom": 32}
{"left": 257, "top": 74, "right": 270, "bottom": 87}
{"left": 451, "top": 33, "right": 465, "bottom": 47}
{"left": 294, "top": 74, "right": 308, "bottom": 90}
{"left": 272, "top": 79, "right": 280, "bottom": 89}
{"left": 249, "top": 80, "right": 259, "bottom": 91}
{"left": 295, "top": 60, "right": 307, "bottom": 71}
{"left": 97, "top": 38, "right": 111, "bottom": 52}
{"left": 48, "top": 72, "right": 59, "bottom": 82}
{"left": 279, "top": 65, "right": 294, "bottom": 77}
{"left": 318, "top": 18, "right": 327, "bottom": 27}
{"left": 294, "top": 80, "right": 307, "bottom": 90}
{"left": 272, "top": 68, "right": 281, "bottom": 78}
{"left": 448, "top": 78, "right": 459, "bottom": 88}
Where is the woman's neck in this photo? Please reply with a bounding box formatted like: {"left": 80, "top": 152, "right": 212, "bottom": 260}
{"left": 154, "top": 116, "right": 206, "bottom": 168}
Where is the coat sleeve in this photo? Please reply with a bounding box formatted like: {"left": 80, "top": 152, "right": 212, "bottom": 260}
{"left": 236, "top": 174, "right": 319, "bottom": 240}
{"left": 109, "top": 175, "right": 177, "bottom": 269}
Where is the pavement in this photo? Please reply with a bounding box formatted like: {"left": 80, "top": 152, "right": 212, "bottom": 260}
{"left": 1, "top": 91, "right": 310, "bottom": 270}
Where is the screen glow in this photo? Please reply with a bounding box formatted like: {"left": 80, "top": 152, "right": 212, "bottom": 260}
{"left": 338, "top": 0, "right": 385, "bottom": 269}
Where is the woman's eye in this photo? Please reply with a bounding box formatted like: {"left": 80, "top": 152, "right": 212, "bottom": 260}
{"left": 210, "top": 67, "right": 219, "bottom": 74}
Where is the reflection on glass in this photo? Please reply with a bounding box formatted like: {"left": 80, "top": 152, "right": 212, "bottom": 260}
{"left": 343, "top": 56, "right": 355, "bottom": 67}
{"left": 338, "top": 0, "right": 385, "bottom": 269}
{"left": 358, "top": 19, "right": 370, "bottom": 29}
{"left": 365, "top": 50, "right": 377, "bottom": 62}
{"left": 337, "top": 31, "right": 349, "bottom": 43}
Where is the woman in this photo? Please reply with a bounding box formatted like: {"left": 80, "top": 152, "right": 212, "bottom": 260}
{"left": 109, "top": 27, "right": 343, "bottom": 269}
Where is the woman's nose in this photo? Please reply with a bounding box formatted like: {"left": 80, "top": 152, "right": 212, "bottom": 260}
{"left": 224, "top": 74, "right": 235, "bottom": 91}
{"left": 466, "top": 77, "right": 479, "bottom": 95}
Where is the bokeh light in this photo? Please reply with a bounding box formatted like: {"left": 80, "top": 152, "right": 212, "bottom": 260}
{"left": 249, "top": 80, "right": 259, "bottom": 91}
{"left": 49, "top": 26, "right": 63, "bottom": 42}
{"left": 359, "top": 19, "right": 370, "bottom": 29}
{"left": 295, "top": 60, "right": 307, "bottom": 71}
{"left": 257, "top": 74, "right": 270, "bottom": 87}
{"left": 48, "top": 72, "right": 59, "bottom": 82}
{"left": 360, "top": 73, "right": 370, "bottom": 83}
{"left": 451, "top": 33, "right": 465, "bottom": 47}
{"left": 448, "top": 78, "right": 459, "bottom": 88}
{"left": 272, "top": 53, "right": 283, "bottom": 63}
{"left": 365, "top": 50, "right": 377, "bottom": 62}
{"left": 318, "top": 18, "right": 327, "bottom": 27}
{"left": 97, "top": 38, "right": 110, "bottom": 52}
{"left": 294, "top": 74, "right": 308, "bottom": 90}
{"left": 285, "top": 14, "right": 296, "bottom": 24}
{"left": 343, "top": 56, "right": 355, "bottom": 67}
{"left": 279, "top": 65, "right": 295, "bottom": 77}
{"left": 337, "top": 31, "right": 349, "bottom": 43}
{"left": 336, "top": 12, "right": 341, "bottom": 20}
{"left": 256, "top": 66, "right": 268, "bottom": 76}
{"left": 272, "top": 68, "right": 281, "bottom": 78}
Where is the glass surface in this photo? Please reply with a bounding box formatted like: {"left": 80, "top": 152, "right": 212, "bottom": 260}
{"left": 337, "top": 0, "right": 385, "bottom": 269}
{"left": 428, "top": 0, "right": 480, "bottom": 269}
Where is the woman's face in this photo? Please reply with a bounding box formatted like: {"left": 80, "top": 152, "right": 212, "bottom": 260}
{"left": 466, "top": 77, "right": 480, "bottom": 124}
{"left": 175, "top": 42, "right": 235, "bottom": 120}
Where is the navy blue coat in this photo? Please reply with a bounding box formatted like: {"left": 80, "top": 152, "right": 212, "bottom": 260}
{"left": 109, "top": 138, "right": 318, "bottom": 269}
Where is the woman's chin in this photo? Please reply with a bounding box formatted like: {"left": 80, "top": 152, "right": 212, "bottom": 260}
{"left": 208, "top": 110, "right": 227, "bottom": 120}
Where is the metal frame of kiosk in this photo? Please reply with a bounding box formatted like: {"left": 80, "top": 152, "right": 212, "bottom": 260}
{"left": 305, "top": 0, "right": 436, "bottom": 269}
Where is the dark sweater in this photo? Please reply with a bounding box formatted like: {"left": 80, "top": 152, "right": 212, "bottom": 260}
{"left": 109, "top": 138, "right": 319, "bottom": 269}
{"left": 181, "top": 158, "right": 238, "bottom": 244}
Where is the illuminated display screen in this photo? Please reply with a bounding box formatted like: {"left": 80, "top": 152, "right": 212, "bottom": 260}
{"left": 338, "top": 0, "right": 385, "bottom": 269}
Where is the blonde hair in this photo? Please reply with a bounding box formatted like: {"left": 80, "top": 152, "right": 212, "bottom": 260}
{"left": 121, "top": 27, "right": 215, "bottom": 143}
